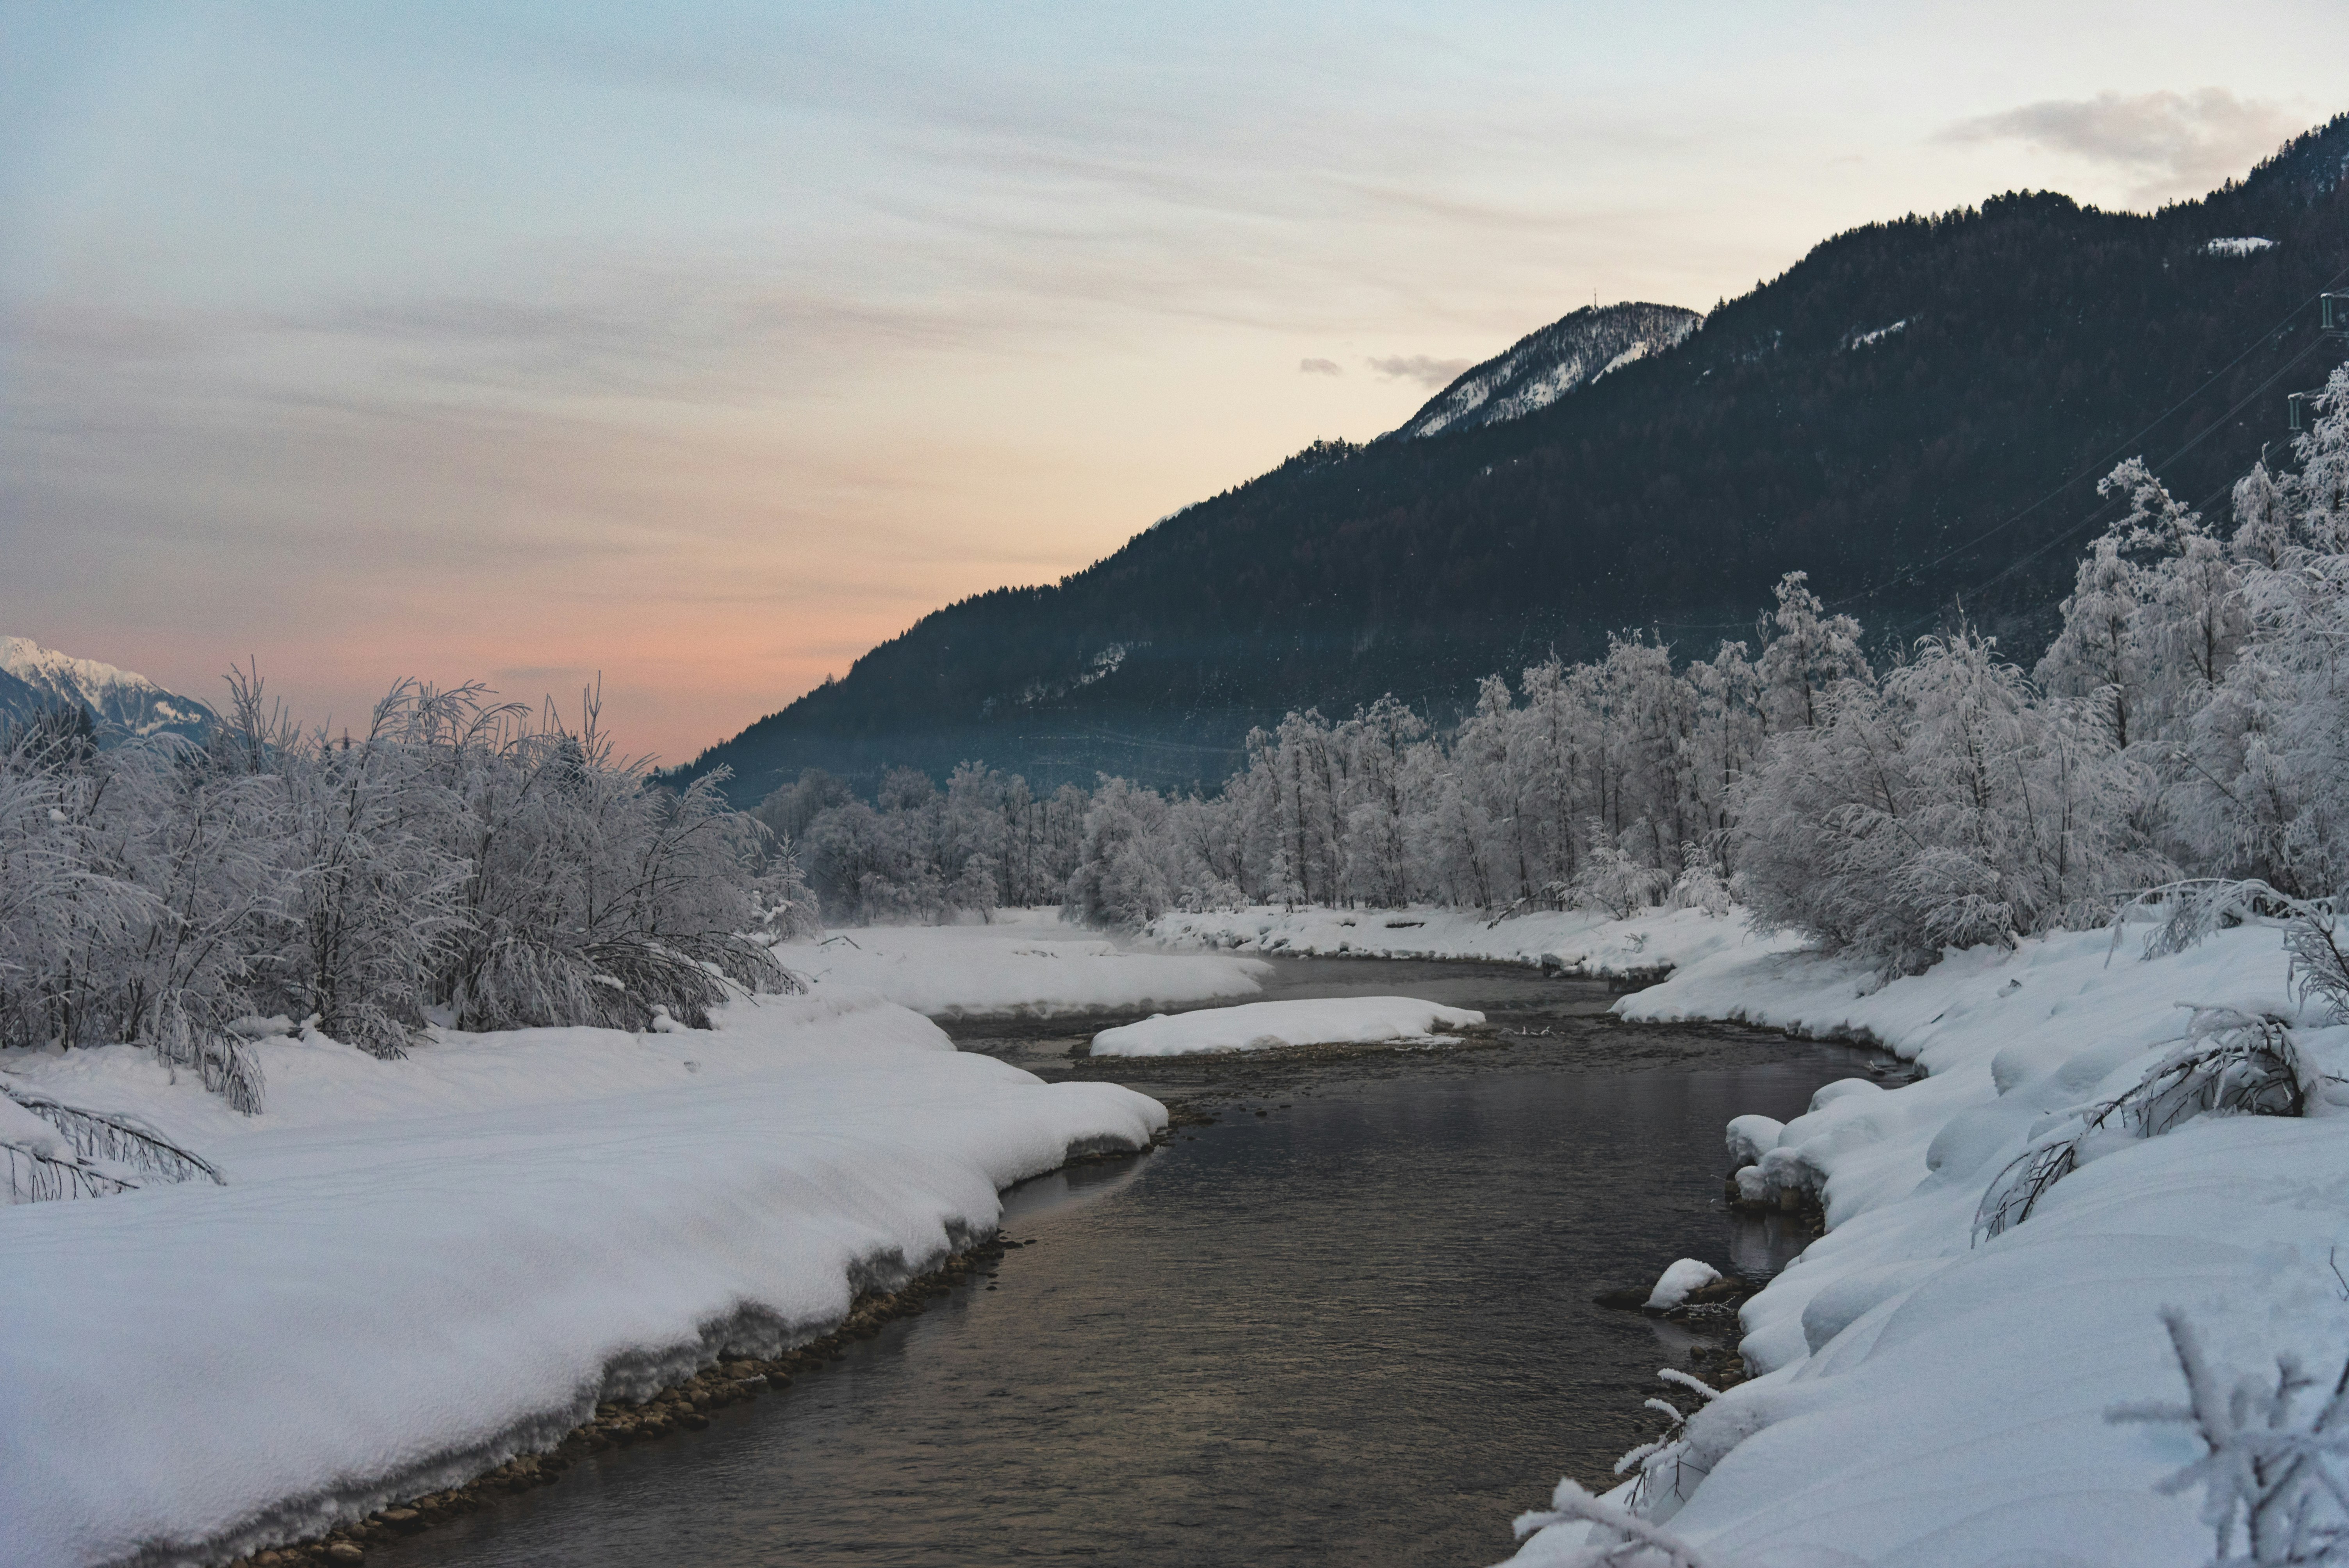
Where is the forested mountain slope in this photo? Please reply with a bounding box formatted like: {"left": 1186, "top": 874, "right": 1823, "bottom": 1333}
{"left": 685, "top": 115, "right": 2349, "bottom": 801}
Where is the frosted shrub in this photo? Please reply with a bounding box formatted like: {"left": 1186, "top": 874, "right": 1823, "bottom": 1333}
{"left": 0, "top": 670, "right": 793, "bottom": 1158}
{"left": 1668, "top": 847, "right": 1734, "bottom": 917}
{"left": 223, "top": 672, "right": 471, "bottom": 1059}
{"left": 1574, "top": 824, "right": 1674, "bottom": 919}
{"left": 438, "top": 697, "right": 793, "bottom": 1034}
{"left": 1736, "top": 630, "right": 2164, "bottom": 973}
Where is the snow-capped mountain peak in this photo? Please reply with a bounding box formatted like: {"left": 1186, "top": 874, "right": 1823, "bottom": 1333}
{"left": 1388, "top": 301, "right": 1700, "bottom": 441}
{"left": 0, "top": 636, "right": 216, "bottom": 740}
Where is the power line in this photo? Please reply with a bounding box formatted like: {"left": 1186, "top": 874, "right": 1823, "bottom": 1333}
{"left": 1821, "top": 264, "right": 2349, "bottom": 615}
{"left": 1882, "top": 334, "right": 2340, "bottom": 641}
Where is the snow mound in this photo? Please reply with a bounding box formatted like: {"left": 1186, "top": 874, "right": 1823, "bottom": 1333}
{"left": 1645, "top": 1258, "right": 1722, "bottom": 1311}
{"left": 1504, "top": 920, "right": 2349, "bottom": 1566}
{"left": 1089, "top": 996, "right": 1485, "bottom": 1057}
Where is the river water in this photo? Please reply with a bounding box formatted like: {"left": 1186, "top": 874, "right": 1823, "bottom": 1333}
{"left": 374, "top": 958, "right": 1875, "bottom": 1568}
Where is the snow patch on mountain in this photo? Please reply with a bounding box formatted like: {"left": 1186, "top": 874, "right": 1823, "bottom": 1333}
{"left": 0, "top": 636, "right": 215, "bottom": 741}
{"left": 1388, "top": 302, "right": 1699, "bottom": 442}
{"left": 2205, "top": 236, "right": 2278, "bottom": 257}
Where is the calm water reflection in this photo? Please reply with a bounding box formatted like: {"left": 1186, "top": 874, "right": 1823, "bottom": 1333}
{"left": 377, "top": 964, "right": 1867, "bottom": 1568}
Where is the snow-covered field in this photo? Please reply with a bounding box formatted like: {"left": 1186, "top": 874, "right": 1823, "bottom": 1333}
{"left": 788, "top": 906, "right": 1270, "bottom": 1016}
{"left": 1090, "top": 995, "right": 1485, "bottom": 1057}
{"left": 0, "top": 985, "right": 1164, "bottom": 1568}
{"left": 1144, "top": 902, "right": 1795, "bottom": 979}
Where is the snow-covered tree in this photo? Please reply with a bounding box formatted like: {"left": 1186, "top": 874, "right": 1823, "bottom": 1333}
{"left": 1756, "top": 570, "right": 1870, "bottom": 733}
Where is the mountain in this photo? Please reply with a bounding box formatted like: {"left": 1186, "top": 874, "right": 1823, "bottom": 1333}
{"left": 1388, "top": 302, "right": 1700, "bottom": 440}
{"left": 0, "top": 636, "right": 216, "bottom": 742}
{"left": 680, "top": 113, "right": 2349, "bottom": 805}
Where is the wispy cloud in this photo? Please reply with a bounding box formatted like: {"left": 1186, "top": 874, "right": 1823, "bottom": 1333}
{"left": 1366, "top": 354, "right": 1471, "bottom": 388}
{"left": 1297, "top": 356, "right": 1342, "bottom": 375}
{"left": 1939, "top": 88, "right": 2304, "bottom": 203}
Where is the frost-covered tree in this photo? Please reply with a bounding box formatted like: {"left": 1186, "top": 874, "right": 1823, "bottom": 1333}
{"left": 1756, "top": 570, "right": 1870, "bottom": 733}
{"left": 1736, "top": 629, "right": 2164, "bottom": 971}
{"left": 2171, "top": 366, "right": 2349, "bottom": 896}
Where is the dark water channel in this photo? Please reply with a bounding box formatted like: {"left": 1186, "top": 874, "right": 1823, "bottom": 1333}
{"left": 377, "top": 958, "right": 1876, "bottom": 1568}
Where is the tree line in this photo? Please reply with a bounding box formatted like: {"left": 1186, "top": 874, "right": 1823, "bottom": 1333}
{"left": 793, "top": 365, "right": 2349, "bottom": 984}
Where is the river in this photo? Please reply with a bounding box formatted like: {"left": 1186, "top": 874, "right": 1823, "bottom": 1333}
{"left": 370, "top": 957, "right": 1876, "bottom": 1568}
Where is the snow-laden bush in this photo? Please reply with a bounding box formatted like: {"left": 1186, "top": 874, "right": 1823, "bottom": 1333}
{"left": 0, "top": 672, "right": 800, "bottom": 1170}
{"left": 1737, "top": 629, "right": 2165, "bottom": 973}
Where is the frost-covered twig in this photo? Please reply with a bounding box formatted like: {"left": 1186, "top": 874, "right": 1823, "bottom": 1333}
{"left": 1512, "top": 1478, "right": 1721, "bottom": 1567}
{"left": 1615, "top": 1367, "right": 1724, "bottom": 1514}
{"left": 2110, "top": 1309, "right": 2349, "bottom": 1565}
{"left": 1508, "top": 1367, "right": 1731, "bottom": 1566}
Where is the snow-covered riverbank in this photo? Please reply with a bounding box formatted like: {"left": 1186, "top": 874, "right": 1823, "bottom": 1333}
{"left": 0, "top": 921, "right": 1253, "bottom": 1568}
{"left": 1144, "top": 902, "right": 1797, "bottom": 981}
{"left": 1524, "top": 916, "right": 2349, "bottom": 1567}
{"left": 1153, "top": 901, "right": 2349, "bottom": 1566}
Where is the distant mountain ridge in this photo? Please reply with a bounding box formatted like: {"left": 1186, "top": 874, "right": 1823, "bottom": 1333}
{"left": 677, "top": 112, "right": 2349, "bottom": 805}
{"left": 1388, "top": 301, "right": 1700, "bottom": 440}
{"left": 0, "top": 636, "right": 215, "bottom": 742}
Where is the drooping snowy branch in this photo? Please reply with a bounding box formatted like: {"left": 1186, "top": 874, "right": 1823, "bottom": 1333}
{"left": 1, "top": 1079, "right": 222, "bottom": 1204}
{"left": 1978, "top": 1007, "right": 2314, "bottom": 1241}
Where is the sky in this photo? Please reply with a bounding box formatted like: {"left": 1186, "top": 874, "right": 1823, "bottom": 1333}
{"left": 3, "top": 2, "right": 2346, "bottom": 765}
